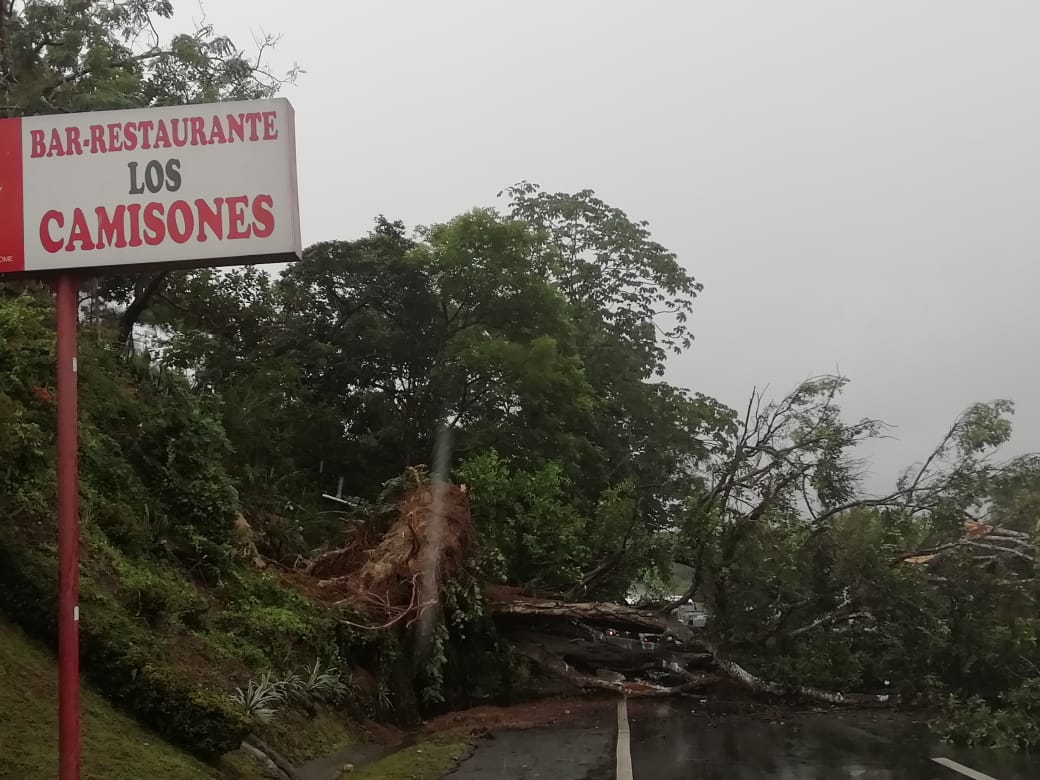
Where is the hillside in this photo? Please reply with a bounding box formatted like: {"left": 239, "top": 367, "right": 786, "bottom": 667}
{"left": 0, "top": 616, "right": 263, "bottom": 779}
{"left": 0, "top": 293, "right": 420, "bottom": 775}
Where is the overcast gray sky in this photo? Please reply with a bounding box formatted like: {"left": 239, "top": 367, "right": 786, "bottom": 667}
{"left": 177, "top": 1, "right": 1039, "bottom": 491}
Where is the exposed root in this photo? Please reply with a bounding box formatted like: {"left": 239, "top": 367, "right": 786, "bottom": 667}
{"left": 301, "top": 522, "right": 371, "bottom": 578}
{"left": 282, "top": 482, "right": 475, "bottom": 631}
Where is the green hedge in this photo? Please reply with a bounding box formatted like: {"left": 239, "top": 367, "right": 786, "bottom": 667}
{"left": 0, "top": 535, "right": 249, "bottom": 758}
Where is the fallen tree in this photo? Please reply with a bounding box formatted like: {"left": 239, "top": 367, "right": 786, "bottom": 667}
{"left": 271, "top": 474, "right": 903, "bottom": 707}
{"left": 486, "top": 592, "right": 895, "bottom": 705}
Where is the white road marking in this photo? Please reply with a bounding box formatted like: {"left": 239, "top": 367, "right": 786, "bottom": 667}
{"left": 616, "top": 699, "right": 633, "bottom": 780}
{"left": 932, "top": 757, "right": 999, "bottom": 780}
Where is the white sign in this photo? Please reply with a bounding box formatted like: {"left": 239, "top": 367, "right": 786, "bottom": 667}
{"left": 0, "top": 98, "right": 301, "bottom": 275}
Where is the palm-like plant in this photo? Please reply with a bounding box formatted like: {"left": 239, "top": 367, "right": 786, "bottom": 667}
{"left": 231, "top": 660, "right": 350, "bottom": 725}
{"left": 230, "top": 671, "right": 287, "bottom": 724}
{"left": 286, "top": 658, "right": 348, "bottom": 706}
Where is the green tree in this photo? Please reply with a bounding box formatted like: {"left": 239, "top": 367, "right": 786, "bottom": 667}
{"left": 495, "top": 184, "right": 730, "bottom": 597}
{"left": 147, "top": 212, "right": 597, "bottom": 548}
{"left": 1, "top": 0, "right": 296, "bottom": 117}
{"left": 501, "top": 182, "right": 702, "bottom": 375}
{"left": 1, "top": 0, "right": 299, "bottom": 343}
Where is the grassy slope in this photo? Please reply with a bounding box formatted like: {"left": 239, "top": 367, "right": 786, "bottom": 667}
{"left": 262, "top": 709, "right": 357, "bottom": 766}
{"left": 349, "top": 732, "right": 473, "bottom": 780}
{"left": 0, "top": 616, "right": 264, "bottom": 780}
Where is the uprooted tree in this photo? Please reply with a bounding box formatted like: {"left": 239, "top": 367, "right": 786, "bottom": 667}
{"left": 260, "top": 385, "right": 1036, "bottom": 716}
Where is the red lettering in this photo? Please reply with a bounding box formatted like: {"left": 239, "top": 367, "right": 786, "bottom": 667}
{"left": 261, "top": 111, "right": 278, "bottom": 140}
{"left": 63, "top": 127, "right": 84, "bottom": 156}
{"left": 40, "top": 210, "right": 64, "bottom": 252}
{"left": 252, "top": 194, "right": 275, "bottom": 238}
{"left": 208, "top": 115, "right": 227, "bottom": 145}
{"left": 226, "top": 196, "right": 251, "bottom": 239}
{"left": 33, "top": 194, "right": 281, "bottom": 254}
{"left": 226, "top": 113, "right": 245, "bottom": 143}
{"left": 195, "top": 198, "right": 224, "bottom": 241}
{"left": 142, "top": 202, "right": 165, "bottom": 246}
{"left": 47, "top": 128, "right": 65, "bottom": 157}
{"left": 171, "top": 118, "right": 188, "bottom": 147}
{"left": 154, "top": 119, "right": 171, "bottom": 149}
{"left": 167, "top": 200, "right": 194, "bottom": 243}
{"left": 127, "top": 204, "right": 143, "bottom": 247}
{"left": 122, "top": 123, "right": 137, "bottom": 151}
{"left": 30, "top": 130, "right": 45, "bottom": 158}
{"left": 106, "top": 123, "right": 124, "bottom": 152}
{"left": 65, "top": 208, "right": 96, "bottom": 251}
{"left": 245, "top": 112, "right": 262, "bottom": 141}
{"left": 189, "top": 117, "right": 208, "bottom": 146}
{"left": 94, "top": 205, "right": 127, "bottom": 249}
{"left": 139, "top": 120, "right": 154, "bottom": 150}
{"left": 89, "top": 124, "right": 106, "bottom": 154}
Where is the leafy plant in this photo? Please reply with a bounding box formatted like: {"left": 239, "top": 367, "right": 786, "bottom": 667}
{"left": 936, "top": 679, "right": 1040, "bottom": 751}
{"left": 283, "top": 659, "right": 349, "bottom": 708}
{"left": 376, "top": 682, "right": 393, "bottom": 714}
{"left": 230, "top": 672, "right": 286, "bottom": 725}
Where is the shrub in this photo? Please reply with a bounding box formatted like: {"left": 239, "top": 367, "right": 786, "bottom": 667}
{"left": 77, "top": 591, "right": 250, "bottom": 757}
{"left": 106, "top": 549, "right": 209, "bottom": 629}
{"left": 218, "top": 571, "right": 340, "bottom": 665}
{"left": 132, "top": 665, "right": 250, "bottom": 757}
{"left": 936, "top": 679, "right": 1040, "bottom": 752}
{"left": 0, "top": 535, "right": 248, "bottom": 758}
{"left": 129, "top": 388, "right": 238, "bottom": 548}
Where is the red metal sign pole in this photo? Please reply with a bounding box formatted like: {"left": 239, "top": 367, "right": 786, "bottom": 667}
{"left": 55, "top": 274, "right": 80, "bottom": 780}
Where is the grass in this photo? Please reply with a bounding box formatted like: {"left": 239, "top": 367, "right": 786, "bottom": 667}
{"left": 260, "top": 708, "right": 356, "bottom": 765}
{"left": 0, "top": 614, "right": 268, "bottom": 780}
{"left": 349, "top": 732, "right": 473, "bottom": 780}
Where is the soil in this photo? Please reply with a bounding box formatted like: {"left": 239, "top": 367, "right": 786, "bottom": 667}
{"left": 421, "top": 694, "right": 617, "bottom": 735}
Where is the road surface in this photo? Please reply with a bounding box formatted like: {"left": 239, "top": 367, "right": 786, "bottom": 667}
{"left": 446, "top": 701, "right": 1037, "bottom": 779}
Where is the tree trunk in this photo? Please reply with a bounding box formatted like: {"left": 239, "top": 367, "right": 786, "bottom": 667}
{"left": 488, "top": 593, "right": 896, "bottom": 707}
{"left": 512, "top": 642, "right": 719, "bottom": 697}
{"left": 117, "top": 272, "right": 167, "bottom": 350}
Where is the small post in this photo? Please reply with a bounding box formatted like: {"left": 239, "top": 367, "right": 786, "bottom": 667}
{"left": 55, "top": 274, "right": 80, "bottom": 780}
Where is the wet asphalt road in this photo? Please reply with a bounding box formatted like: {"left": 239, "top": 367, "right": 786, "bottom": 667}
{"left": 445, "top": 725, "right": 614, "bottom": 779}
{"left": 445, "top": 702, "right": 1038, "bottom": 779}
{"left": 445, "top": 706, "right": 615, "bottom": 780}
{"left": 627, "top": 702, "right": 1037, "bottom": 779}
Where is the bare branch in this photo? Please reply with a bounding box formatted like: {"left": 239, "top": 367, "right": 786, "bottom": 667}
{"left": 787, "top": 604, "right": 874, "bottom": 638}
